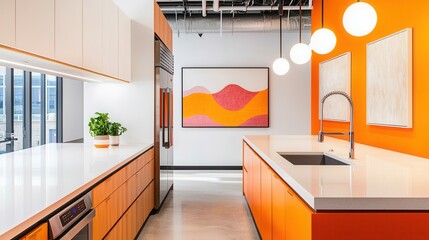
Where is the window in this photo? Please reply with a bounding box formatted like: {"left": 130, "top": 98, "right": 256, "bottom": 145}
{"left": 0, "top": 67, "right": 6, "bottom": 154}
{"left": 0, "top": 66, "right": 63, "bottom": 154}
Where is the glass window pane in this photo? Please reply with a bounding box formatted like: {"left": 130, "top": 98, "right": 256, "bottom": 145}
{"left": 46, "top": 75, "right": 56, "bottom": 143}
{"left": 32, "top": 73, "right": 42, "bottom": 146}
{"left": 14, "top": 69, "right": 24, "bottom": 151}
{"left": 0, "top": 67, "right": 6, "bottom": 154}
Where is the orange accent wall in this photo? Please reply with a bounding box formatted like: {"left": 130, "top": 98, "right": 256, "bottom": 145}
{"left": 311, "top": 0, "right": 429, "bottom": 158}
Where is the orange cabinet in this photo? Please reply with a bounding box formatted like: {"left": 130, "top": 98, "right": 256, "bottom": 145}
{"left": 251, "top": 151, "right": 261, "bottom": 226}
{"left": 20, "top": 223, "right": 48, "bottom": 240}
{"left": 272, "top": 173, "right": 287, "bottom": 240}
{"left": 154, "top": 1, "right": 173, "bottom": 51}
{"left": 260, "top": 162, "right": 272, "bottom": 240}
{"left": 284, "top": 183, "right": 312, "bottom": 240}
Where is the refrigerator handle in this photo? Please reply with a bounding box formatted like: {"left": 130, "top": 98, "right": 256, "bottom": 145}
{"left": 166, "top": 89, "right": 171, "bottom": 149}
{"left": 161, "top": 89, "right": 167, "bottom": 148}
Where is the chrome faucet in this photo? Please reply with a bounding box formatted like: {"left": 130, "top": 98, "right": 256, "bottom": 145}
{"left": 318, "top": 91, "right": 355, "bottom": 159}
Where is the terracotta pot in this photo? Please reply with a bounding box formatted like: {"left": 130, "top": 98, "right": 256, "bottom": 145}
{"left": 109, "top": 135, "right": 120, "bottom": 146}
{"left": 93, "top": 135, "right": 110, "bottom": 148}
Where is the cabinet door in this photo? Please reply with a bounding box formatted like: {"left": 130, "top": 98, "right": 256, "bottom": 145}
{"left": 285, "top": 185, "right": 312, "bottom": 240}
{"left": 55, "top": 0, "right": 83, "bottom": 66}
{"left": 83, "top": 0, "right": 103, "bottom": 73}
{"left": 243, "top": 168, "right": 248, "bottom": 197}
{"left": 0, "top": 0, "right": 15, "bottom": 47}
{"left": 243, "top": 143, "right": 252, "bottom": 175}
{"left": 251, "top": 152, "right": 261, "bottom": 226}
{"left": 260, "top": 162, "right": 272, "bottom": 240}
{"left": 16, "top": 0, "right": 55, "bottom": 58}
{"left": 154, "top": 2, "right": 160, "bottom": 36}
{"left": 102, "top": 0, "right": 118, "bottom": 78}
{"left": 20, "top": 223, "right": 48, "bottom": 240}
{"left": 272, "top": 173, "right": 286, "bottom": 240}
{"left": 118, "top": 8, "right": 131, "bottom": 81}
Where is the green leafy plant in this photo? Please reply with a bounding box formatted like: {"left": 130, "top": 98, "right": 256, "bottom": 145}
{"left": 88, "top": 112, "right": 110, "bottom": 137}
{"left": 108, "top": 122, "right": 127, "bottom": 136}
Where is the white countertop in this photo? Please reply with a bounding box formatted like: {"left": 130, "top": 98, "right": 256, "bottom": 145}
{"left": 0, "top": 142, "right": 153, "bottom": 239}
{"left": 243, "top": 135, "right": 429, "bottom": 211}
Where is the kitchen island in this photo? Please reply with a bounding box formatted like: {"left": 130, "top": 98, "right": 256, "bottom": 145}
{"left": 243, "top": 135, "right": 429, "bottom": 239}
{"left": 0, "top": 142, "right": 153, "bottom": 239}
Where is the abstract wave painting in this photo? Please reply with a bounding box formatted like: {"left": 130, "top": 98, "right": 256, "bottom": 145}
{"left": 182, "top": 67, "right": 269, "bottom": 127}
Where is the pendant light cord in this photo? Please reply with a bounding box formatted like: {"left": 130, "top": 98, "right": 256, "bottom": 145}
{"left": 299, "top": 0, "right": 302, "bottom": 43}
{"left": 321, "top": 0, "right": 324, "bottom": 27}
{"left": 279, "top": 1, "right": 283, "bottom": 58}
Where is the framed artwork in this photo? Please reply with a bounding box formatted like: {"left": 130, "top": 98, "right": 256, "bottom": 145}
{"left": 319, "top": 52, "right": 352, "bottom": 122}
{"left": 366, "top": 28, "right": 413, "bottom": 128}
{"left": 182, "top": 67, "right": 269, "bottom": 128}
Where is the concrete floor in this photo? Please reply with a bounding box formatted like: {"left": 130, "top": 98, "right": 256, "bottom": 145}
{"left": 137, "top": 170, "right": 260, "bottom": 240}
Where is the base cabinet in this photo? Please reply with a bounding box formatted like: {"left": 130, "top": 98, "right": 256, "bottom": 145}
{"left": 243, "top": 141, "right": 429, "bottom": 240}
{"left": 92, "top": 147, "right": 155, "bottom": 240}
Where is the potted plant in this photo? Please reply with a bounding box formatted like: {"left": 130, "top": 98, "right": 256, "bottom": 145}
{"left": 88, "top": 112, "right": 110, "bottom": 148}
{"left": 108, "top": 122, "right": 127, "bottom": 146}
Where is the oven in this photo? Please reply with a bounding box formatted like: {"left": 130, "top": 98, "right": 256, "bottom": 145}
{"left": 48, "top": 192, "right": 95, "bottom": 240}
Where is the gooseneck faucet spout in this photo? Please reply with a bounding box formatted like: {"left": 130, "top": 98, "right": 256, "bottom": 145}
{"left": 318, "top": 91, "right": 355, "bottom": 159}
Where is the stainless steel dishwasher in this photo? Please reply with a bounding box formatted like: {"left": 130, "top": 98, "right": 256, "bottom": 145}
{"left": 48, "top": 191, "right": 95, "bottom": 239}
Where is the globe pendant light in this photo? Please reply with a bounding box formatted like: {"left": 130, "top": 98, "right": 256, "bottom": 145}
{"left": 343, "top": 1, "right": 377, "bottom": 37}
{"left": 310, "top": 0, "right": 336, "bottom": 54}
{"left": 272, "top": 1, "right": 290, "bottom": 76}
{"left": 290, "top": 0, "right": 312, "bottom": 64}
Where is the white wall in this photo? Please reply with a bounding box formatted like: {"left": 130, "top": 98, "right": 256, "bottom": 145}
{"left": 63, "top": 78, "right": 84, "bottom": 142}
{"left": 83, "top": 4, "right": 154, "bottom": 144}
{"left": 173, "top": 32, "right": 311, "bottom": 166}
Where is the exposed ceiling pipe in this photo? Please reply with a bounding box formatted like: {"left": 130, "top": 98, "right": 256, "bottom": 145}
{"left": 202, "top": 0, "right": 207, "bottom": 17}
{"left": 213, "top": 0, "right": 220, "bottom": 12}
{"left": 161, "top": 5, "right": 312, "bottom": 12}
{"left": 166, "top": 14, "right": 311, "bottom": 33}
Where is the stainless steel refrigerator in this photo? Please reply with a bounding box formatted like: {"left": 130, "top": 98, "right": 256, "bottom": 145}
{"left": 154, "top": 40, "right": 174, "bottom": 210}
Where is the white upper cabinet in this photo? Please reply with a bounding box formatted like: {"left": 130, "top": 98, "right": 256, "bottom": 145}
{"left": 83, "top": 0, "right": 103, "bottom": 73}
{"left": 55, "top": 0, "right": 83, "bottom": 67}
{"left": 102, "top": 0, "right": 119, "bottom": 78}
{"left": 0, "top": 0, "right": 16, "bottom": 47}
{"left": 16, "top": 0, "right": 55, "bottom": 58}
{"left": 118, "top": 8, "right": 131, "bottom": 81}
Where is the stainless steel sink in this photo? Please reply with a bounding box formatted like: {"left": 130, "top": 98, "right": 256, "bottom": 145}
{"left": 278, "top": 153, "right": 349, "bottom": 166}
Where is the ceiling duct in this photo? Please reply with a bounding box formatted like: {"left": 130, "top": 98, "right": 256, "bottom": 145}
{"left": 166, "top": 14, "right": 311, "bottom": 33}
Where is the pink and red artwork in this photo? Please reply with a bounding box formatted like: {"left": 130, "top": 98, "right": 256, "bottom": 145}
{"left": 182, "top": 67, "right": 269, "bottom": 128}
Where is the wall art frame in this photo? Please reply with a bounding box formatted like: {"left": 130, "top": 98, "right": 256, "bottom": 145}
{"left": 366, "top": 28, "right": 413, "bottom": 128}
{"left": 319, "top": 52, "right": 352, "bottom": 122}
{"left": 181, "top": 67, "right": 269, "bottom": 128}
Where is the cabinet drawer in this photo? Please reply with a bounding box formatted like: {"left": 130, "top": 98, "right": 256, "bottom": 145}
{"left": 125, "top": 158, "right": 138, "bottom": 180}
{"left": 137, "top": 148, "right": 154, "bottom": 170}
{"left": 104, "top": 200, "right": 137, "bottom": 240}
{"left": 20, "top": 222, "right": 47, "bottom": 240}
{"left": 137, "top": 181, "right": 155, "bottom": 228}
{"left": 137, "top": 159, "right": 154, "bottom": 194}
{"left": 92, "top": 167, "right": 126, "bottom": 207}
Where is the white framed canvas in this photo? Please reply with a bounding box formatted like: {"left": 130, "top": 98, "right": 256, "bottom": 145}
{"left": 319, "top": 52, "right": 351, "bottom": 122}
{"left": 366, "top": 28, "right": 413, "bottom": 128}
